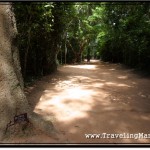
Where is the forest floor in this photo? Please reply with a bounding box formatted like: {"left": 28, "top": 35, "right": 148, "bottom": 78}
{"left": 5, "top": 60, "right": 150, "bottom": 144}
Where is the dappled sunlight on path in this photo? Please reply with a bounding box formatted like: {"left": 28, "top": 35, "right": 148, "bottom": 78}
{"left": 26, "top": 60, "right": 150, "bottom": 143}
{"left": 35, "top": 87, "right": 95, "bottom": 122}
{"left": 68, "top": 64, "right": 97, "bottom": 70}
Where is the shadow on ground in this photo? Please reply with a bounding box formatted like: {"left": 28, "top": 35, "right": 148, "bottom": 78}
{"left": 24, "top": 60, "right": 150, "bottom": 144}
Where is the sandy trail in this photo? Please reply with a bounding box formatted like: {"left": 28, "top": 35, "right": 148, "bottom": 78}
{"left": 6, "top": 60, "right": 150, "bottom": 144}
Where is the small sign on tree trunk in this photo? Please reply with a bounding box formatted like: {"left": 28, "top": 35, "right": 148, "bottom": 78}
{"left": 5, "top": 113, "right": 29, "bottom": 133}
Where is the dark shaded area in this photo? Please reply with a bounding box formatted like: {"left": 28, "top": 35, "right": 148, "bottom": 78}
{"left": 13, "top": 3, "right": 64, "bottom": 81}
{"left": 100, "top": 3, "right": 150, "bottom": 73}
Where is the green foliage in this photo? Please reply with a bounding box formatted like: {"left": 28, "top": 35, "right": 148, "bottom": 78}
{"left": 99, "top": 2, "right": 150, "bottom": 71}
{"left": 14, "top": 2, "right": 69, "bottom": 80}
{"left": 13, "top": 2, "right": 150, "bottom": 81}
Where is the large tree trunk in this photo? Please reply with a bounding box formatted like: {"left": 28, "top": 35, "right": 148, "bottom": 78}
{"left": 0, "top": 3, "right": 56, "bottom": 141}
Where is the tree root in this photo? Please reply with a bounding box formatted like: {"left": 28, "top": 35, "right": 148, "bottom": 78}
{"left": 28, "top": 112, "right": 59, "bottom": 140}
{"left": 1, "top": 112, "right": 59, "bottom": 143}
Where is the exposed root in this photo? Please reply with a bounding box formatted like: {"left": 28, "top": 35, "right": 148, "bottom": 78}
{"left": 28, "top": 112, "right": 59, "bottom": 140}
{"left": 0, "top": 111, "right": 59, "bottom": 143}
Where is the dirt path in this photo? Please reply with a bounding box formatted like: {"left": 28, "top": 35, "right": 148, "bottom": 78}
{"left": 6, "top": 60, "right": 150, "bottom": 143}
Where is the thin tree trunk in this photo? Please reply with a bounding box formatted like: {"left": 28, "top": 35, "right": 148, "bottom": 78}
{"left": 23, "top": 14, "right": 32, "bottom": 78}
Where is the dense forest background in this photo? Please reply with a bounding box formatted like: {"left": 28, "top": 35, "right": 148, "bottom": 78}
{"left": 13, "top": 2, "right": 150, "bottom": 82}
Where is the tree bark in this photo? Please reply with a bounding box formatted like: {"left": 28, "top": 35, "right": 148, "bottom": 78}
{"left": 0, "top": 3, "right": 56, "bottom": 141}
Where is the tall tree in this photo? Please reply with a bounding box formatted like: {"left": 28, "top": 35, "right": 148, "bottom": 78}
{"left": 0, "top": 3, "right": 55, "bottom": 140}
{"left": 99, "top": 2, "right": 150, "bottom": 71}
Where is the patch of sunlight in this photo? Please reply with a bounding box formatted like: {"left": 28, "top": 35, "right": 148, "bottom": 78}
{"left": 44, "top": 90, "right": 53, "bottom": 93}
{"left": 118, "top": 76, "right": 128, "bottom": 79}
{"left": 69, "top": 76, "right": 92, "bottom": 83}
{"left": 57, "top": 79, "right": 79, "bottom": 85}
{"left": 109, "top": 68, "right": 115, "bottom": 71}
{"left": 117, "top": 84, "right": 131, "bottom": 87}
{"left": 55, "top": 76, "right": 95, "bottom": 89}
{"left": 66, "top": 87, "right": 94, "bottom": 99}
{"left": 69, "top": 76, "right": 91, "bottom": 81}
{"left": 105, "top": 82, "right": 116, "bottom": 86}
{"left": 105, "top": 82, "right": 131, "bottom": 87}
{"left": 68, "top": 65, "right": 96, "bottom": 70}
{"left": 92, "top": 83, "right": 104, "bottom": 88}
{"left": 35, "top": 86, "right": 96, "bottom": 122}
{"left": 60, "top": 80, "right": 71, "bottom": 84}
